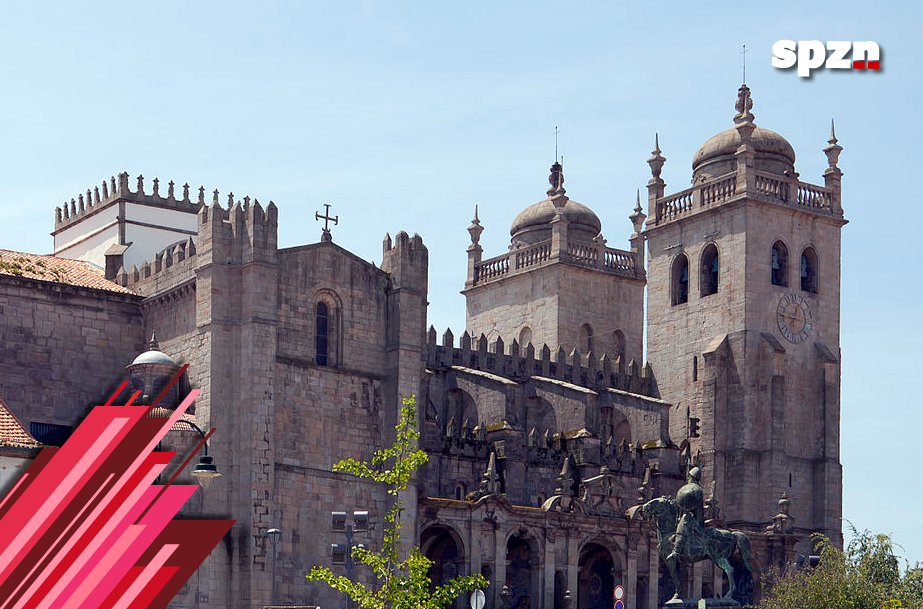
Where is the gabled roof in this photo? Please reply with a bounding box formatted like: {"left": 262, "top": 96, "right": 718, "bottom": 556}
{"left": 0, "top": 396, "right": 44, "bottom": 449}
{"left": 0, "top": 249, "right": 135, "bottom": 295}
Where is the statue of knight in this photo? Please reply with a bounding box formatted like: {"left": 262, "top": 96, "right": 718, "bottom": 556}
{"left": 638, "top": 464, "right": 754, "bottom": 606}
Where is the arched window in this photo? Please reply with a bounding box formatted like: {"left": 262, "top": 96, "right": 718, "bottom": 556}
{"left": 672, "top": 254, "right": 689, "bottom": 305}
{"left": 771, "top": 241, "right": 788, "bottom": 287}
{"left": 580, "top": 324, "right": 593, "bottom": 354}
{"left": 700, "top": 244, "right": 719, "bottom": 296}
{"left": 316, "top": 301, "right": 329, "bottom": 366}
{"left": 801, "top": 247, "right": 818, "bottom": 293}
{"left": 519, "top": 326, "right": 533, "bottom": 348}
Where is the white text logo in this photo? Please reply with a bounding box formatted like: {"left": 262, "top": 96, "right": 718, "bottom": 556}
{"left": 772, "top": 41, "right": 881, "bottom": 77}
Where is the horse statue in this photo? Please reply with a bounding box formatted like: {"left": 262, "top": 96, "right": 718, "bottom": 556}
{"left": 641, "top": 496, "right": 753, "bottom": 603}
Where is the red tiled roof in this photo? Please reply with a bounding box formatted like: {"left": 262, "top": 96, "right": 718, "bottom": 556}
{"left": 146, "top": 407, "right": 198, "bottom": 432}
{"left": 0, "top": 249, "right": 135, "bottom": 295}
{"left": 0, "top": 396, "right": 44, "bottom": 449}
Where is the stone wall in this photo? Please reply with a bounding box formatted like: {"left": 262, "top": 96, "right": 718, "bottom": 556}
{"left": 0, "top": 275, "right": 143, "bottom": 430}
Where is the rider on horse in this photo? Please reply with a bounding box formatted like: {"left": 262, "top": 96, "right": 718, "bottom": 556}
{"left": 666, "top": 466, "right": 705, "bottom": 562}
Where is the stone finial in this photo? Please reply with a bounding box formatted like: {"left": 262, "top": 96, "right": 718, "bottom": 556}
{"left": 78, "top": 194, "right": 85, "bottom": 213}
{"left": 148, "top": 332, "right": 158, "bottom": 350}
{"left": 555, "top": 456, "right": 575, "bottom": 496}
{"left": 118, "top": 172, "right": 129, "bottom": 194}
{"left": 629, "top": 189, "right": 647, "bottom": 234}
{"left": 152, "top": 177, "right": 160, "bottom": 198}
{"left": 766, "top": 492, "right": 794, "bottom": 534}
{"left": 647, "top": 133, "right": 665, "bottom": 179}
{"left": 227, "top": 192, "right": 235, "bottom": 207}
{"left": 467, "top": 205, "right": 484, "bottom": 246}
{"left": 482, "top": 451, "right": 501, "bottom": 495}
{"left": 136, "top": 174, "right": 144, "bottom": 194}
{"left": 213, "top": 189, "right": 220, "bottom": 206}
{"left": 547, "top": 161, "right": 566, "bottom": 197}
{"left": 823, "top": 119, "right": 843, "bottom": 167}
{"left": 183, "top": 183, "right": 190, "bottom": 202}
{"left": 55, "top": 207, "right": 62, "bottom": 223}
{"left": 733, "top": 84, "right": 755, "bottom": 125}
{"left": 93, "top": 186, "right": 100, "bottom": 204}
{"left": 86, "top": 189, "right": 93, "bottom": 207}
{"left": 102, "top": 179, "right": 109, "bottom": 200}
{"left": 70, "top": 198, "right": 76, "bottom": 216}
{"left": 167, "top": 180, "right": 175, "bottom": 200}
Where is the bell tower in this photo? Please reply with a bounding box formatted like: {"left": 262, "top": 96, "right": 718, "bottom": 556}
{"left": 644, "top": 86, "right": 847, "bottom": 544}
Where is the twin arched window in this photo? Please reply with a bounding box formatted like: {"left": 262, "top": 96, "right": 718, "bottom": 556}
{"left": 771, "top": 241, "right": 818, "bottom": 293}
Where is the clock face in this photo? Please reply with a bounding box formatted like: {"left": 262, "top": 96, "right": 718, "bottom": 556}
{"left": 777, "top": 293, "right": 814, "bottom": 343}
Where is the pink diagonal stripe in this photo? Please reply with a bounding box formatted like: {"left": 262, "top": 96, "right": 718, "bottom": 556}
{"left": 22, "top": 462, "right": 167, "bottom": 609}
{"left": 61, "top": 525, "right": 144, "bottom": 609}
{"left": 77, "top": 485, "right": 196, "bottom": 609}
{"left": 110, "top": 544, "right": 179, "bottom": 609}
{"left": 10, "top": 389, "right": 199, "bottom": 609}
{"left": 0, "top": 474, "right": 115, "bottom": 609}
{"left": 0, "top": 417, "right": 129, "bottom": 581}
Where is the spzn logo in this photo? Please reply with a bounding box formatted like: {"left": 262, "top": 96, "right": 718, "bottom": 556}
{"left": 772, "top": 41, "right": 881, "bottom": 77}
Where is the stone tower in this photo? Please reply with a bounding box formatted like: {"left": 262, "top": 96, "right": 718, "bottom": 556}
{"left": 643, "top": 85, "right": 846, "bottom": 545}
{"left": 463, "top": 162, "right": 646, "bottom": 364}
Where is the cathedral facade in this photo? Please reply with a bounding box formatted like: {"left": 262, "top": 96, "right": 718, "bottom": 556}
{"left": 0, "top": 86, "right": 844, "bottom": 608}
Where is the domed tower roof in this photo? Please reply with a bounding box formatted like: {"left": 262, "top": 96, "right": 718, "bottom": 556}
{"left": 691, "top": 85, "right": 796, "bottom": 182}
{"left": 509, "top": 162, "right": 602, "bottom": 246}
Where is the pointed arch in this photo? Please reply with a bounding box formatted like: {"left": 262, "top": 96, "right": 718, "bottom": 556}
{"left": 580, "top": 323, "right": 593, "bottom": 354}
{"left": 314, "top": 289, "right": 343, "bottom": 367}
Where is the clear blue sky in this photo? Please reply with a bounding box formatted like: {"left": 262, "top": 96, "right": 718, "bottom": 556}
{"left": 1, "top": 1, "right": 920, "bottom": 566}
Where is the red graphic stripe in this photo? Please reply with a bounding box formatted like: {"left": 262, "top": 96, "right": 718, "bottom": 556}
{"left": 102, "top": 381, "right": 130, "bottom": 408}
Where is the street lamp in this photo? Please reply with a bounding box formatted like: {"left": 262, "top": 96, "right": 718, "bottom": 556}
{"left": 173, "top": 419, "right": 223, "bottom": 489}
{"left": 267, "top": 528, "right": 282, "bottom": 605}
{"left": 330, "top": 510, "right": 368, "bottom": 609}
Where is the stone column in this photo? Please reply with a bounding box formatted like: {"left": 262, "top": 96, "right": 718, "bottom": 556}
{"left": 544, "top": 529, "right": 556, "bottom": 609}
{"left": 493, "top": 526, "right": 507, "bottom": 608}
{"left": 648, "top": 538, "right": 659, "bottom": 609}
{"left": 626, "top": 533, "right": 638, "bottom": 609}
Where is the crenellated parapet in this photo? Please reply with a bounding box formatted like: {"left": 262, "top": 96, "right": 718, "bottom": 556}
{"left": 425, "top": 326, "right": 654, "bottom": 397}
{"left": 54, "top": 171, "right": 203, "bottom": 230}
{"left": 118, "top": 237, "right": 197, "bottom": 296}
{"left": 196, "top": 196, "right": 279, "bottom": 266}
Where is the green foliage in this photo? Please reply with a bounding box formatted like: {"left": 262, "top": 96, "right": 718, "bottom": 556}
{"left": 756, "top": 525, "right": 923, "bottom": 609}
{"left": 307, "top": 396, "right": 488, "bottom": 609}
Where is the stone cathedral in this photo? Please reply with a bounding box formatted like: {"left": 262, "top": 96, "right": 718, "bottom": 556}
{"left": 0, "top": 85, "right": 846, "bottom": 609}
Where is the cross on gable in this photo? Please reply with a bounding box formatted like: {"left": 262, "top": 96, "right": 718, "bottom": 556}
{"left": 315, "top": 203, "right": 339, "bottom": 243}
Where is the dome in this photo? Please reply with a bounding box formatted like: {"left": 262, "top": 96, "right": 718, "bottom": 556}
{"left": 129, "top": 334, "right": 177, "bottom": 367}
{"left": 130, "top": 349, "right": 176, "bottom": 366}
{"left": 691, "top": 85, "right": 796, "bottom": 180}
{"left": 510, "top": 198, "right": 602, "bottom": 242}
{"left": 509, "top": 162, "right": 602, "bottom": 246}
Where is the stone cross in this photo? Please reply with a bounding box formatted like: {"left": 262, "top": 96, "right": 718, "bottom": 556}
{"left": 315, "top": 203, "right": 339, "bottom": 243}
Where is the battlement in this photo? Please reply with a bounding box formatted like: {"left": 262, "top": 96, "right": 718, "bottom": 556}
{"left": 54, "top": 172, "right": 203, "bottom": 230}
{"left": 115, "top": 196, "right": 279, "bottom": 295}
{"left": 425, "top": 327, "right": 654, "bottom": 397}
{"left": 117, "top": 237, "right": 197, "bottom": 295}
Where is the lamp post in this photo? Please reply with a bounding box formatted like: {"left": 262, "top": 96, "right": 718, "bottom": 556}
{"left": 267, "top": 528, "right": 281, "bottom": 605}
{"left": 173, "top": 419, "right": 223, "bottom": 489}
{"left": 330, "top": 510, "right": 368, "bottom": 609}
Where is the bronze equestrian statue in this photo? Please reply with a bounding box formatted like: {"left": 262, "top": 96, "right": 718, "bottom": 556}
{"left": 640, "top": 467, "right": 753, "bottom": 604}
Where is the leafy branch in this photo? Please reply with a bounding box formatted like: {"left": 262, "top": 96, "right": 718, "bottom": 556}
{"left": 308, "top": 396, "right": 488, "bottom": 609}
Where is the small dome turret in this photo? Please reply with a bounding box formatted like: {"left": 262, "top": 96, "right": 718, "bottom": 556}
{"left": 691, "top": 85, "right": 796, "bottom": 182}
{"left": 509, "top": 162, "right": 602, "bottom": 246}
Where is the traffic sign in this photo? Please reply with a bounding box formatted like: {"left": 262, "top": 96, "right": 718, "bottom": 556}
{"left": 470, "top": 589, "right": 486, "bottom": 609}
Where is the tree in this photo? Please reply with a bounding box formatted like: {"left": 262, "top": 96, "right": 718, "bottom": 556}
{"left": 307, "top": 396, "right": 488, "bottom": 609}
{"left": 756, "top": 525, "right": 923, "bottom": 609}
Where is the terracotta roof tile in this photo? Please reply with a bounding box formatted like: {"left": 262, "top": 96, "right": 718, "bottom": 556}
{"left": 146, "top": 407, "right": 198, "bottom": 431}
{"left": 0, "top": 397, "right": 45, "bottom": 449}
{"left": 0, "top": 249, "right": 135, "bottom": 295}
